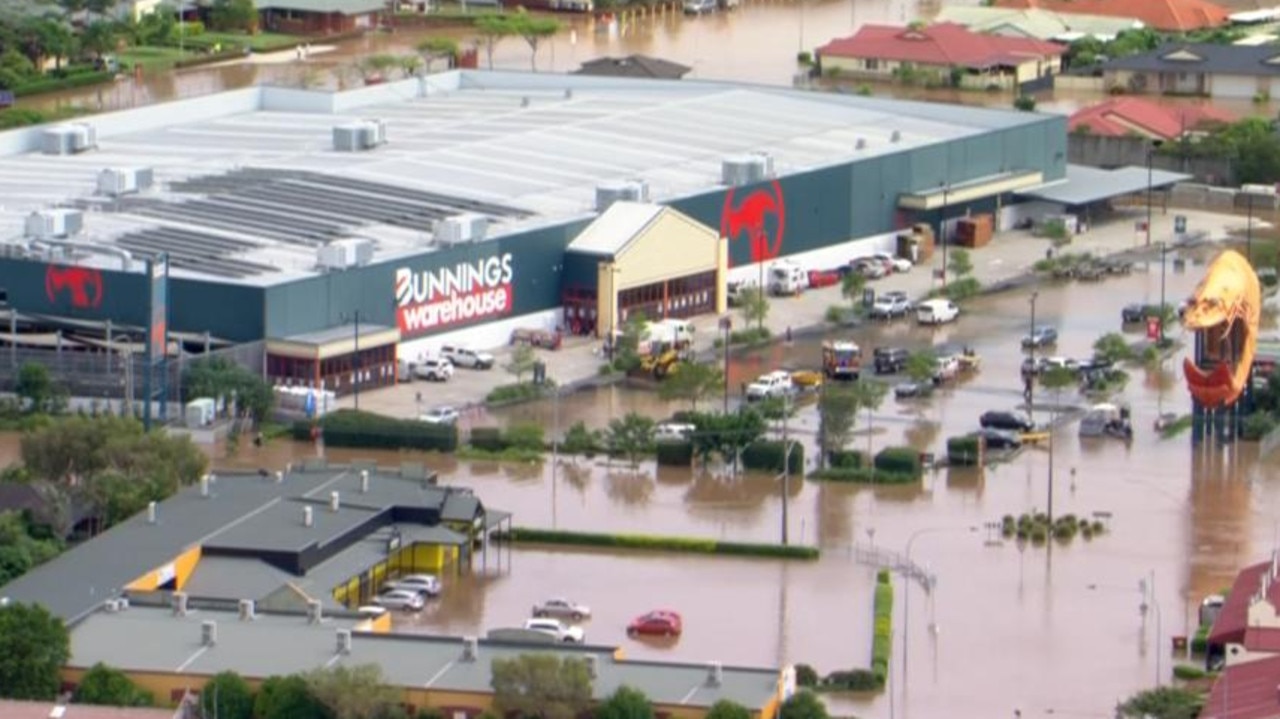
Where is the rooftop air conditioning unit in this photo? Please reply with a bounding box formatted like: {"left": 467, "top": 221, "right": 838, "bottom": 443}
{"left": 25, "top": 209, "right": 84, "bottom": 240}
{"left": 316, "top": 238, "right": 374, "bottom": 270}
{"left": 97, "top": 167, "right": 154, "bottom": 197}
{"left": 333, "top": 119, "right": 387, "bottom": 152}
{"left": 721, "top": 153, "right": 774, "bottom": 187}
{"left": 594, "top": 179, "right": 650, "bottom": 212}
{"left": 434, "top": 214, "right": 488, "bottom": 246}
{"left": 360, "top": 118, "right": 387, "bottom": 148}
{"left": 42, "top": 123, "right": 96, "bottom": 156}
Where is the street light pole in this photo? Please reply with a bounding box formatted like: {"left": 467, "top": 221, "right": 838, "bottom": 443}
{"left": 1141, "top": 571, "right": 1164, "bottom": 686}
{"left": 1145, "top": 139, "right": 1165, "bottom": 249}
{"left": 902, "top": 526, "right": 975, "bottom": 687}
{"left": 1247, "top": 192, "right": 1254, "bottom": 263}
{"left": 721, "top": 316, "right": 731, "bottom": 413}
{"left": 780, "top": 394, "right": 791, "bottom": 546}
{"left": 1027, "top": 291, "right": 1038, "bottom": 414}
{"left": 939, "top": 184, "right": 950, "bottom": 288}
{"left": 351, "top": 310, "right": 361, "bottom": 411}
{"left": 1159, "top": 242, "right": 1167, "bottom": 347}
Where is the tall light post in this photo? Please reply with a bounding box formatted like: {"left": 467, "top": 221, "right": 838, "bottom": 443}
{"left": 1141, "top": 572, "right": 1164, "bottom": 687}
{"left": 902, "top": 526, "right": 976, "bottom": 687}
{"left": 938, "top": 184, "right": 951, "bottom": 288}
{"left": 1247, "top": 191, "right": 1255, "bottom": 263}
{"left": 340, "top": 310, "right": 363, "bottom": 411}
{"left": 779, "top": 393, "right": 794, "bottom": 546}
{"left": 1027, "top": 291, "right": 1038, "bottom": 412}
{"left": 1159, "top": 241, "right": 1168, "bottom": 346}
{"left": 720, "top": 316, "right": 732, "bottom": 413}
{"left": 1145, "top": 139, "right": 1164, "bottom": 248}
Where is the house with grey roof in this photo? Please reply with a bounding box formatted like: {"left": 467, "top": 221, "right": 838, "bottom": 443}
{"left": 257, "top": 0, "right": 385, "bottom": 35}
{"left": 1102, "top": 43, "right": 1280, "bottom": 98}
{"left": 574, "top": 55, "right": 693, "bottom": 80}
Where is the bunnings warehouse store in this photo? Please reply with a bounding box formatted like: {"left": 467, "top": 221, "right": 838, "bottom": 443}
{"left": 0, "top": 71, "right": 1073, "bottom": 398}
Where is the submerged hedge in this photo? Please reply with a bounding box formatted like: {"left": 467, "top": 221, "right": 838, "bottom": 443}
{"left": 871, "top": 569, "right": 894, "bottom": 687}
{"left": 291, "top": 409, "right": 458, "bottom": 451}
{"left": 496, "top": 527, "right": 819, "bottom": 560}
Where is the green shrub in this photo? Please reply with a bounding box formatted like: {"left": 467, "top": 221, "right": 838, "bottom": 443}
{"left": 742, "top": 440, "right": 804, "bottom": 474}
{"left": 821, "top": 669, "right": 880, "bottom": 691}
{"left": 827, "top": 450, "right": 864, "bottom": 468}
{"left": 469, "top": 426, "right": 506, "bottom": 451}
{"left": 870, "top": 570, "right": 893, "bottom": 686}
{"left": 947, "top": 435, "right": 981, "bottom": 466}
{"left": 1243, "top": 412, "right": 1277, "bottom": 441}
{"left": 796, "top": 50, "right": 812, "bottom": 64}
{"left": 12, "top": 70, "right": 114, "bottom": 97}
{"left": 561, "top": 421, "right": 603, "bottom": 455}
{"left": 291, "top": 409, "right": 457, "bottom": 451}
{"left": 498, "top": 527, "right": 819, "bottom": 559}
{"left": 503, "top": 422, "right": 544, "bottom": 450}
{"left": 794, "top": 663, "right": 819, "bottom": 687}
{"left": 873, "top": 447, "right": 922, "bottom": 477}
{"left": 1173, "top": 664, "right": 1206, "bottom": 680}
{"left": 942, "top": 277, "right": 982, "bottom": 301}
{"left": 728, "top": 327, "right": 772, "bottom": 346}
{"left": 655, "top": 440, "right": 694, "bottom": 466}
{"left": 485, "top": 381, "right": 548, "bottom": 405}
{"left": 1190, "top": 625, "right": 1210, "bottom": 654}
{"left": 809, "top": 466, "right": 915, "bottom": 484}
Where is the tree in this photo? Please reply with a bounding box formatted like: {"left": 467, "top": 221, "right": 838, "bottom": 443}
{"left": 779, "top": 690, "right": 829, "bottom": 719}
{"left": 904, "top": 350, "right": 937, "bottom": 395}
{"left": 509, "top": 9, "right": 560, "bottom": 71}
{"left": 78, "top": 20, "right": 117, "bottom": 62}
{"left": 0, "top": 510, "right": 62, "bottom": 585}
{"left": 254, "top": 674, "right": 331, "bottom": 719}
{"left": 209, "top": 0, "right": 257, "bottom": 32}
{"left": 474, "top": 13, "right": 514, "bottom": 70}
{"left": 739, "top": 286, "right": 769, "bottom": 332}
{"left": 183, "top": 356, "right": 274, "bottom": 424}
{"left": 1013, "top": 95, "right": 1036, "bottom": 112}
{"left": 200, "top": 671, "right": 255, "bottom": 719}
{"left": 606, "top": 412, "right": 655, "bottom": 466}
{"left": 705, "top": 700, "right": 752, "bottom": 719}
{"left": 15, "top": 361, "right": 63, "bottom": 414}
{"left": 399, "top": 54, "right": 422, "bottom": 78}
{"left": 840, "top": 271, "right": 865, "bottom": 316}
{"left": 505, "top": 343, "right": 537, "bottom": 383}
{"left": 1040, "top": 365, "right": 1077, "bottom": 400}
{"left": 852, "top": 380, "right": 889, "bottom": 467}
{"left": 0, "top": 602, "right": 70, "bottom": 700}
{"left": 1092, "top": 332, "right": 1134, "bottom": 364}
{"left": 613, "top": 311, "right": 649, "bottom": 373}
{"left": 74, "top": 663, "right": 153, "bottom": 706}
{"left": 948, "top": 248, "right": 973, "bottom": 279}
{"left": 304, "top": 664, "right": 399, "bottom": 719}
{"left": 817, "top": 384, "right": 857, "bottom": 466}
{"left": 596, "top": 686, "right": 653, "bottom": 719}
{"left": 658, "top": 361, "right": 723, "bottom": 410}
{"left": 490, "top": 654, "right": 592, "bottom": 719}
{"left": 1115, "top": 686, "right": 1202, "bottom": 719}
{"left": 417, "top": 37, "right": 459, "bottom": 72}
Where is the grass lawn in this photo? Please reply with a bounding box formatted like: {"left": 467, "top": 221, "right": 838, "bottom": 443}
{"left": 115, "top": 45, "right": 198, "bottom": 71}
{"left": 190, "top": 31, "right": 301, "bottom": 52}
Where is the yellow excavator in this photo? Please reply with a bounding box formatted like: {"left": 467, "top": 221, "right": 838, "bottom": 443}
{"left": 639, "top": 348, "right": 681, "bottom": 379}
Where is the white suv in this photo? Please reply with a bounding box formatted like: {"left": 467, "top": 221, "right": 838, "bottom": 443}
{"left": 383, "top": 574, "right": 442, "bottom": 597}
{"left": 746, "top": 371, "right": 795, "bottom": 401}
{"left": 441, "top": 345, "right": 495, "bottom": 370}
{"left": 524, "top": 617, "right": 585, "bottom": 643}
{"left": 414, "top": 357, "right": 454, "bottom": 382}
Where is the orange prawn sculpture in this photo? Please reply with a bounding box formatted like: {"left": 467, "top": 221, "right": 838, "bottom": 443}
{"left": 1181, "top": 250, "right": 1261, "bottom": 409}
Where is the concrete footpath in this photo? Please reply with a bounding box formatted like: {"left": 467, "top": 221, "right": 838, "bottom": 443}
{"left": 341, "top": 208, "right": 1254, "bottom": 420}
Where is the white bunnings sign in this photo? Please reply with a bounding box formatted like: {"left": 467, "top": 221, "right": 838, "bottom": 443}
{"left": 395, "top": 253, "right": 514, "bottom": 335}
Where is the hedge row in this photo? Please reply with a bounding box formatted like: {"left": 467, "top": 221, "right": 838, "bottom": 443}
{"left": 874, "top": 447, "right": 921, "bottom": 477}
{"left": 827, "top": 450, "right": 864, "bottom": 469}
{"left": 742, "top": 440, "right": 804, "bottom": 474}
{"left": 947, "top": 435, "right": 982, "bottom": 466}
{"left": 498, "top": 527, "right": 819, "bottom": 560}
{"left": 809, "top": 467, "right": 915, "bottom": 484}
{"left": 12, "top": 70, "right": 114, "bottom": 97}
{"left": 871, "top": 569, "right": 894, "bottom": 687}
{"left": 656, "top": 441, "right": 694, "bottom": 466}
{"left": 291, "top": 409, "right": 458, "bottom": 451}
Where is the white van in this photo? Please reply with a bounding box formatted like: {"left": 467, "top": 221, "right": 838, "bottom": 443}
{"left": 769, "top": 261, "right": 807, "bottom": 296}
{"left": 915, "top": 299, "right": 959, "bottom": 325}
{"left": 645, "top": 319, "right": 695, "bottom": 349}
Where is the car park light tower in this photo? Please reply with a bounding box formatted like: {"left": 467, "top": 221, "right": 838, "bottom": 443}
{"left": 1027, "top": 291, "right": 1038, "bottom": 413}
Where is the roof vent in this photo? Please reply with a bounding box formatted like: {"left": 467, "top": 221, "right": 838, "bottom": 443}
{"left": 42, "top": 123, "right": 97, "bottom": 155}
{"left": 461, "top": 636, "right": 479, "bottom": 662}
{"left": 707, "top": 661, "right": 723, "bottom": 687}
{"left": 360, "top": 470, "right": 369, "bottom": 494}
{"left": 890, "top": 130, "right": 901, "bottom": 143}
{"left": 317, "top": 238, "right": 374, "bottom": 271}
{"left": 330, "top": 491, "right": 340, "bottom": 512}
{"left": 595, "top": 179, "right": 650, "bottom": 212}
{"left": 307, "top": 600, "right": 323, "bottom": 624}
{"left": 302, "top": 505, "right": 314, "bottom": 528}
{"left": 116, "top": 596, "right": 129, "bottom": 610}
{"left": 25, "top": 209, "right": 84, "bottom": 240}
{"left": 855, "top": 138, "right": 867, "bottom": 150}
{"left": 584, "top": 655, "right": 598, "bottom": 678}
{"left": 97, "top": 167, "right": 153, "bottom": 197}
{"left": 103, "top": 598, "right": 124, "bottom": 613}
{"left": 336, "top": 628, "right": 352, "bottom": 655}
{"left": 147, "top": 501, "right": 157, "bottom": 524}
{"left": 172, "top": 592, "right": 188, "bottom": 617}
{"left": 564, "top": 88, "right": 573, "bottom": 100}
{"left": 332, "top": 119, "right": 386, "bottom": 152}
{"left": 721, "top": 153, "right": 775, "bottom": 187}
{"left": 521, "top": 97, "right": 530, "bottom": 108}
{"left": 201, "top": 620, "right": 217, "bottom": 647}
{"left": 238, "top": 599, "right": 255, "bottom": 622}
{"left": 434, "top": 214, "right": 489, "bottom": 246}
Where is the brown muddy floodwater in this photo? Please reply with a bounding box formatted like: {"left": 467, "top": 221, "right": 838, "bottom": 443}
{"left": 95, "top": 251, "right": 1270, "bottom": 718}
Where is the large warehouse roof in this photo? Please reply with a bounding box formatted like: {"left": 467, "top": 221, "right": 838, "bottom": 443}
{"left": 0, "top": 71, "right": 1049, "bottom": 286}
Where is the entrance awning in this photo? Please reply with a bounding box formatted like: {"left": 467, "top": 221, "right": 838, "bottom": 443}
{"left": 267, "top": 323, "right": 400, "bottom": 360}
{"left": 1015, "top": 164, "right": 1191, "bottom": 206}
{"left": 898, "top": 169, "right": 1045, "bottom": 210}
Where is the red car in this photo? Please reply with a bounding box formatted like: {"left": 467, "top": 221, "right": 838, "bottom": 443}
{"left": 627, "top": 610, "right": 683, "bottom": 637}
{"left": 807, "top": 269, "right": 840, "bottom": 289}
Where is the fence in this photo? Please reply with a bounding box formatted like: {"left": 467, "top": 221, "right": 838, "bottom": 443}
{"left": 1067, "top": 134, "right": 1235, "bottom": 186}
{"left": 852, "top": 542, "right": 936, "bottom": 592}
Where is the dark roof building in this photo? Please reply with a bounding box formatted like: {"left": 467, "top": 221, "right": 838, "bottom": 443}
{"left": 1199, "top": 558, "right": 1280, "bottom": 719}
{"left": 1103, "top": 44, "right": 1280, "bottom": 98}
{"left": 574, "top": 55, "right": 692, "bottom": 79}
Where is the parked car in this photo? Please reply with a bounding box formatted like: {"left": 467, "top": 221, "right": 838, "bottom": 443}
{"left": 869, "top": 291, "right": 912, "bottom": 320}
{"left": 441, "top": 344, "right": 494, "bottom": 370}
{"left": 683, "top": 0, "right": 716, "bottom": 13}
{"left": 916, "top": 299, "right": 959, "bottom": 325}
{"left": 894, "top": 381, "right": 928, "bottom": 399}
{"left": 1121, "top": 303, "right": 1165, "bottom": 324}
{"left": 727, "top": 280, "right": 757, "bottom": 307}
{"left": 873, "top": 347, "right": 910, "bottom": 374}
{"left": 373, "top": 589, "right": 426, "bottom": 612}
{"left": 627, "top": 610, "right": 683, "bottom": 637}
{"left": 979, "top": 410, "right": 1035, "bottom": 433}
{"left": 745, "top": 370, "right": 795, "bottom": 401}
{"left": 524, "top": 617, "right": 586, "bottom": 643}
{"left": 852, "top": 258, "right": 888, "bottom": 280}
{"left": 1021, "top": 356, "right": 1078, "bottom": 378}
{"left": 655, "top": 422, "right": 696, "bottom": 442}
{"left": 933, "top": 354, "right": 961, "bottom": 384}
{"left": 807, "top": 269, "right": 841, "bottom": 289}
{"left": 975, "top": 428, "right": 1022, "bottom": 451}
{"left": 1021, "top": 326, "right": 1059, "bottom": 348}
{"left": 419, "top": 406, "right": 460, "bottom": 425}
{"left": 384, "top": 574, "right": 442, "bottom": 597}
{"left": 414, "top": 357, "right": 454, "bottom": 382}
{"left": 871, "top": 252, "right": 913, "bottom": 273}
{"left": 532, "top": 598, "right": 592, "bottom": 621}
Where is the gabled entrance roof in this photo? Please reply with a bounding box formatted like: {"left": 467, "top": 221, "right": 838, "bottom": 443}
{"left": 568, "top": 202, "right": 703, "bottom": 260}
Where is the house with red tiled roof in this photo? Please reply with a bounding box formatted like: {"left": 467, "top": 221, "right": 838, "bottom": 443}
{"left": 1198, "top": 557, "right": 1280, "bottom": 718}
{"left": 0, "top": 700, "right": 181, "bottom": 719}
{"left": 992, "top": 0, "right": 1229, "bottom": 32}
{"left": 814, "top": 23, "right": 1065, "bottom": 91}
{"left": 1068, "top": 97, "right": 1235, "bottom": 140}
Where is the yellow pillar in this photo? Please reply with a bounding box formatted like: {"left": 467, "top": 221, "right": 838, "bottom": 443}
{"left": 597, "top": 261, "right": 620, "bottom": 339}
{"left": 715, "top": 237, "right": 728, "bottom": 314}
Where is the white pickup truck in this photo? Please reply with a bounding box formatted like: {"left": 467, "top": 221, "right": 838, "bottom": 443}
{"left": 746, "top": 370, "right": 796, "bottom": 401}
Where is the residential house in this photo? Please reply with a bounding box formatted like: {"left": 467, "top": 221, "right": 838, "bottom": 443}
{"left": 991, "top": 0, "right": 1229, "bottom": 32}
{"left": 814, "top": 23, "right": 1065, "bottom": 91}
{"left": 1068, "top": 97, "right": 1235, "bottom": 140}
{"left": 0, "top": 701, "right": 182, "bottom": 719}
{"left": 1103, "top": 43, "right": 1280, "bottom": 99}
{"left": 258, "top": 0, "right": 384, "bottom": 35}
{"left": 1199, "top": 556, "right": 1280, "bottom": 718}
{"left": 575, "top": 55, "right": 692, "bottom": 80}
{"left": 935, "top": 6, "right": 1143, "bottom": 42}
